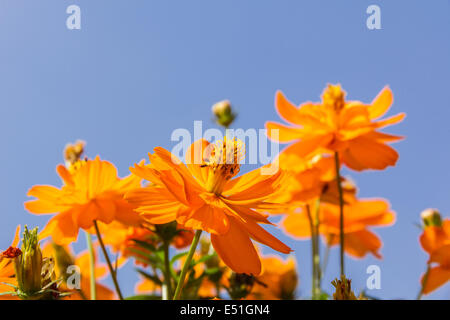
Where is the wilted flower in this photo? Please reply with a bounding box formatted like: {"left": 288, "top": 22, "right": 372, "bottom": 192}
{"left": 0, "top": 226, "right": 21, "bottom": 299}
{"left": 331, "top": 275, "right": 357, "bottom": 300}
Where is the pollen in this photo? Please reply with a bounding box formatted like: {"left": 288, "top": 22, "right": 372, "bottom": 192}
{"left": 322, "top": 84, "right": 346, "bottom": 111}
{"left": 64, "top": 140, "right": 87, "bottom": 173}
{"left": 203, "top": 137, "right": 245, "bottom": 194}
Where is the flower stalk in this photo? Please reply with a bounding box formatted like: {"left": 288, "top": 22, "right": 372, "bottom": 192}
{"left": 334, "top": 152, "right": 345, "bottom": 277}
{"left": 85, "top": 231, "right": 97, "bottom": 300}
{"left": 417, "top": 263, "right": 431, "bottom": 300}
{"left": 93, "top": 220, "right": 124, "bottom": 300}
{"left": 173, "top": 230, "right": 202, "bottom": 300}
{"left": 306, "top": 203, "right": 322, "bottom": 299}
{"left": 163, "top": 241, "right": 172, "bottom": 300}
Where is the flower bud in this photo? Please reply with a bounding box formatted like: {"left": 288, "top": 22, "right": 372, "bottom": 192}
{"left": 14, "top": 226, "right": 43, "bottom": 298}
{"left": 421, "top": 208, "right": 442, "bottom": 227}
{"left": 212, "top": 100, "right": 236, "bottom": 128}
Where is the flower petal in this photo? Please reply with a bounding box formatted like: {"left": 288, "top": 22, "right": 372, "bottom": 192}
{"left": 265, "top": 121, "right": 304, "bottom": 143}
{"left": 368, "top": 86, "right": 393, "bottom": 120}
{"left": 421, "top": 266, "right": 450, "bottom": 295}
{"left": 341, "top": 136, "right": 399, "bottom": 171}
{"left": 211, "top": 218, "right": 262, "bottom": 275}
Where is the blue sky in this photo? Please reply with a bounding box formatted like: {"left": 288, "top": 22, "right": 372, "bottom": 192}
{"left": 1, "top": 0, "right": 449, "bottom": 299}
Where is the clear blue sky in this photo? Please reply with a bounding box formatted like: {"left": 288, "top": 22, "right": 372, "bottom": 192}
{"left": 1, "top": 0, "right": 449, "bottom": 299}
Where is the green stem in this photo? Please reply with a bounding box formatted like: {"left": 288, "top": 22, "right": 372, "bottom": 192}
{"left": 163, "top": 241, "right": 172, "bottom": 300}
{"left": 85, "top": 231, "right": 97, "bottom": 300}
{"left": 305, "top": 204, "right": 318, "bottom": 299}
{"left": 334, "top": 152, "right": 345, "bottom": 277}
{"left": 322, "top": 234, "right": 334, "bottom": 276}
{"left": 313, "top": 198, "right": 321, "bottom": 296}
{"left": 173, "top": 230, "right": 202, "bottom": 300}
{"left": 93, "top": 220, "right": 124, "bottom": 300}
{"left": 417, "top": 264, "right": 431, "bottom": 300}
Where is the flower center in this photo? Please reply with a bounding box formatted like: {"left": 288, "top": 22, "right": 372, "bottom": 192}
{"left": 322, "top": 84, "right": 346, "bottom": 112}
{"left": 203, "top": 137, "right": 245, "bottom": 195}
{"left": 64, "top": 140, "right": 87, "bottom": 173}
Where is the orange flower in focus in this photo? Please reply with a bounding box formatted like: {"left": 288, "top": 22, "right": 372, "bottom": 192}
{"left": 419, "top": 209, "right": 450, "bottom": 295}
{"left": 247, "top": 255, "right": 298, "bottom": 300}
{"left": 125, "top": 138, "right": 291, "bottom": 275}
{"left": 282, "top": 189, "right": 395, "bottom": 259}
{"left": 41, "top": 242, "right": 115, "bottom": 300}
{"left": 0, "top": 226, "right": 21, "bottom": 300}
{"left": 266, "top": 85, "right": 405, "bottom": 171}
{"left": 25, "top": 142, "right": 143, "bottom": 245}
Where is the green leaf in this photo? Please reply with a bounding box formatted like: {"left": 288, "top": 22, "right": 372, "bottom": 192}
{"left": 204, "top": 267, "right": 221, "bottom": 275}
{"left": 192, "top": 253, "right": 216, "bottom": 266}
{"left": 131, "top": 239, "right": 157, "bottom": 252}
{"left": 136, "top": 269, "right": 163, "bottom": 286}
{"left": 128, "top": 248, "right": 163, "bottom": 268}
{"left": 170, "top": 251, "right": 188, "bottom": 266}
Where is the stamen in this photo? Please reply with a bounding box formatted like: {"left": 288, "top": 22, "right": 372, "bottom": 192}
{"left": 322, "top": 84, "right": 346, "bottom": 111}
{"left": 64, "top": 140, "right": 87, "bottom": 172}
{"left": 204, "top": 137, "right": 245, "bottom": 194}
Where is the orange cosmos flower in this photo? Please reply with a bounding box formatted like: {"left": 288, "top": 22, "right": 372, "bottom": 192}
{"left": 266, "top": 85, "right": 405, "bottom": 171}
{"left": 268, "top": 150, "right": 337, "bottom": 207}
{"left": 24, "top": 156, "right": 143, "bottom": 245}
{"left": 0, "top": 226, "right": 21, "bottom": 300}
{"left": 247, "top": 254, "right": 298, "bottom": 300}
{"left": 282, "top": 193, "right": 395, "bottom": 259}
{"left": 125, "top": 138, "right": 291, "bottom": 275}
{"left": 419, "top": 209, "right": 450, "bottom": 295}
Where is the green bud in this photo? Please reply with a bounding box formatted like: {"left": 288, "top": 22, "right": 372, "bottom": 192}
{"left": 13, "top": 226, "right": 60, "bottom": 300}
{"left": 421, "top": 209, "right": 442, "bottom": 227}
{"left": 212, "top": 100, "right": 236, "bottom": 128}
{"left": 14, "top": 226, "right": 43, "bottom": 297}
